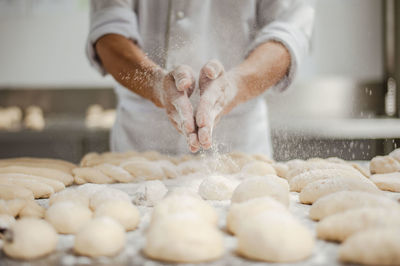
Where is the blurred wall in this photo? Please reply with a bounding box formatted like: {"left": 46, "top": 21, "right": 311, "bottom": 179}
{"left": 0, "top": 0, "right": 383, "bottom": 88}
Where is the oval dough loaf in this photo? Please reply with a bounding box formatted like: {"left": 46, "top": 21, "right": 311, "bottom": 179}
{"left": 144, "top": 214, "right": 224, "bottom": 263}
{"left": 3, "top": 218, "right": 58, "bottom": 260}
{"left": 289, "top": 168, "right": 365, "bottom": 192}
{"left": 370, "top": 172, "right": 400, "bottom": 192}
{"left": 240, "top": 161, "right": 276, "bottom": 176}
{"left": 339, "top": 227, "right": 400, "bottom": 265}
{"left": 227, "top": 196, "right": 288, "bottom": 234}
{"left": 0, "top": 199, "right": 26, "bottom": 217}
{"left": 198, "top": 175, "right": 238, "bottom": 201}
{"left": 0, "top": 173, "right": 64, "bottom": 192}
{"left": 74, "top": 217, "right": 126, "bottom": 257}
{"left": 369, "top": 155, "right": 400, "bottom": 174}
{"left": 310, "top": 191, "right": 400, "bottom": 221}
{"left": 121, "top": 160, "right": 164, "bottom": 180}
{"left": 287, "top": 161, "right": 357, "bottom": 180}
{"left": 0, "top": 184, "right": 34, "bottom": 200}
{"left": 94, "top": 163, "right": 133, "bottom": 183}
{"left": 73, "top": 167, "right": 114, "bottom": 184}
{"left": 299, "top": 177, "right": 381, "bottom": 204}
{"left": 45, "top": 201, "right": 92, "bottom": 234}
{"left": 236, "top": 210, "right": 314, "bottom": 262}
{"left": 317, "top": 207, "right": 400, "bottom": 242}
{"left": 94, "top": 200, "right": 140, "bottom": 231}
{"left": 231, "top": 176, "right": 289, "bottom": 207}
{"left": 132, "top": 180, "right": 168, "bottom": 206}
{"left": 272, "top": 163, "right": 289, "bottom": 178}
{"left": 151, "top": 195, "right": 218, "bottom": 226}
{"left": 156, "top": 160, "right": 179, "bottom": 178}
{"left": 0, "top": 177, "right": 54, "bottom": 199}
{"left": 0, "top": 166, "right": 73, "bottom": 186}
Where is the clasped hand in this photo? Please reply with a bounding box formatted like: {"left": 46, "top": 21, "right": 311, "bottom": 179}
{"left": 156, "top": 60, "right": 239, "bottom": 153}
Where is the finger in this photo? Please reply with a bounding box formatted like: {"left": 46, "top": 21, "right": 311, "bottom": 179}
{"left": 188, "top": 133, "right": 200, "bottom": 153}
{"left": 171, "top": 65, "right": 196, "bottom": 93}
{"left": 198, "top": 126, "right": 212, "bottom": 150}
{"left": 172, "top": 95, "right": 196, "bottom": 135}
{"left": 200, "top": 59, "right": 224, "bottom": 82}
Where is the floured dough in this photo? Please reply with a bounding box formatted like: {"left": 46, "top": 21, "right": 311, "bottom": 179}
{"left": 369, "top": 155, "right": 400, "bottom": 174}
{"left": 272, "top": 163, "right": 289, "bottom": 178}
{"left": 309, "top": 191, "right": 400, "bottom": 221}
{"left": 18, "top": 199, "right": 45, "bottom": 218}
{"left": 94, "top": 200, "right": 140, "bottom": 231}
{"left": 0, "top": 157, "right": 76, "bottom": 174}
{"left": 156, "top": 160, "right": 179, "bottom": 178}
{"left": 121, "top": 160, "right": 164, "bottom": 180}
{"left": 287, "top": 161, "right": 357, "bottom": 180}
{"left": 177, "top": 160, "right": 209, "bottom": 176}
{"left": 3, "top": 218, "right": 58, "bottom": 260}
{"left": 339, "top": 228, "right": 400, "bottom": 265}
{"left": 73, "top": 167, "right": 114, "bottom": 184}
{"left": 144, "top": 214, "right": 224, "bottom": 263}
{"left": 198, "top": 175, "right": 238, "bottom": 201}
{"left": 231, "top": 176, "right": 289, "bottom": 207}
{"left": 74, "top": 217, "right": 126, "bottom": 257}
{"left": 45, "top": 201, "right": 92, "bottom": 234}
{"left": 236, "top": 210, "right": 314, "bottom": 262}
{"left": 151, "top": 195, "right": 218, "bottom": 226}
{"left": 0, "top": 173, "right": 64, "bottom": 192}
{"left": 289, "top": 168, "right": 365, "bottom": 192}
{"left": 240, "top": 161, "right": 276, "bottom": 176}
{"left": 370, "top": 172, "right": 400, "bottom": 192}
{"left": 299, "top": 177, "right": 381, "bottom": 204}
{"left": 49, "top": 188, "right": 90, "bottom": 207}
{"left": 0, "top": 199, "right": 26, "bottom": 217}
{"left": 0, "top": 177, "right": 54, "bottom": 199}
{"left": 132, "top": 180, "right": 168, "bottom": 206}
{"left": 0, "top": 184, "right": 34, "bottom": 200}
{"left": 227, "top": 196, "right": 288, "bottom": 234}
{"left": 389, "top": 148, "right": 400, "bottom": 162}
{"left": 94, "top": 163, "right": 133, "bottom": 183}
{"left": 317, "top": 207, "right": 400, "bottom": 242}
{"left": 89, "top": 188, "right": 131, "bottom": 210}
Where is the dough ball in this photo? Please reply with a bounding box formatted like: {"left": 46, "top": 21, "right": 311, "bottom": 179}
{"left": 339, "top": 228, "right": 400, "bottom": 265}
{"left": 310, "top": 191, "right": 400, "bottom": 221}
{"left": 369, "top": 155, "right": 400, "bottom": 174}
{"left": 299, "top": 177, "right": 381, "bottom": 204}
{"left": 289, "top": 168, "right": 365, "bottom": 192}
{"left": 231, "top": 176, "right": 289, "bottom": 207}
{"left": 370, "top": 172, "right": 400, "bottom": 192}
{"left": 76, "top": 183, "right": 107, "bottom": 197}
{"left": 94, "top": 200, "right": 140, "bottom": 231}
{"left": 272, "top": 163, "right": 289, "bottom": 178}
{"left": 144, "top": 215, "right": 224, "bottom": 263}
{"left": 198, "top": 175, "right": 238, "bottom": 201}
{"left": 3, "top": 218, "right": 58, "bottom": 260}
{"left": 227, "top": 196, "right": 288, "bottom": 234}
{"left": 18, "top": 199, "right": 45, "bottom": 218}
{"left": 132, "top": 180, "right": 168, "bottom": 206}
{"left": 240, "top": 161, "right": 276, "bottom": 176}
{"left": 49, "top": 188, "right": 90, "bottom": 207}
{"left": 317, "top": 207, "right": 400, "bottom": 242}
{"left": 151, "top": 195, "right": 218, "bottom": 226}
{"left": 45, "top": 201, "right": 92, "bottom": 234}
{"left": 74, "top": 217, "right": 126, "bottom": 257}
{"left": 121, "top": 160, "right": 164, "bottom": 180}
{"left": 236, "top": 210, "right": 314, "bottom": 262}
{"left": 90, "top": 187, "right": 131, "bottom": 210}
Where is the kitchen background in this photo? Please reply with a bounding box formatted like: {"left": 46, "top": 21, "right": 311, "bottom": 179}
{"left": 0, "top": 0, "right": 399, "bottom": 162}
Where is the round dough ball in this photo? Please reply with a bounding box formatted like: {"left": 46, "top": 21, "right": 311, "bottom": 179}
{"left": 132, "top": 180, "right": 168, "bottom": 206}
{"left": 3, "top": 218, "right": 58, "bottom": 260}
{"left": 227, "top": 196, "right": 288, "bottom": 234}
{"left": 45, "top": 201, "right": 92, "bottom": 234}
{"left": 198, "top": 175, "right": 238, "bottom": 201}
{"left": 231, "top": 176, "right": 289, "bottom": 207}
{"left": 237, "top": 210, "right": 314, "bottom": 262}
{"left": 339, "top": 227, "right": 400, "bottom": 265}
{"left": 167, "top": 187, "right": 201, "bottom": 199}
{"left": 144, "top": 215, "right": 224, "bottom": 263}
{"left": 151, "top": 195, "right": 218, "bottom": 226}
{"left": 241, "top": 161, "right": 276, "bottom": 176}
{"left": 74, "top": 217, "right": 126, "bottom": 257}
{"left": 94, "top": 200, "right": 140, "bottom": 231}
{"left": 49, "top": 188, "right": 90, "bottom": 207}
{"left": 90, "top": 188, "right": 131, "bottom": 210}
{"left": 369, "top": 155, "right": 400, "bottom": 174}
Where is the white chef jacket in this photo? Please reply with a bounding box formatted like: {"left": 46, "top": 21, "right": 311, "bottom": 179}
{"left": 86, "top": 0, "right": 315, "bottom": 156}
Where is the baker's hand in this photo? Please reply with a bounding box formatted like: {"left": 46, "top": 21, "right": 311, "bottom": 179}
{"left": 154, "top": 65, "right": 200, "bottom": 153}
{"left": 196, "top": 60, "right": 239, "bottom": 150}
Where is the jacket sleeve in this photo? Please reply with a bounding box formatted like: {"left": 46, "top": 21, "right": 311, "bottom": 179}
{"left": 86, "top": 0, "right": 142, "bottom": 75}
{"left": 248, "top": 0, "right": 315, "bottom": 93}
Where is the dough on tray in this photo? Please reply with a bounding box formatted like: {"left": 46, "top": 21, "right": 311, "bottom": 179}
{"left": 317, "top": 207, "right": 400, "bottom": 242}
{"left": 240, "top": 161, "right": 276, "bottom": 176}
{"left": 287, "top": 161, "right": 357, "bottom": 180}
{"left": 94, "top": 163, "right": 133, "bottom": 183}
{"left": 73, "top": 167, "right": 114, "bottom": 184}
{"left": 339, "top": 227, "right": 400, "bottom": 265}
{"left": 370, "top": 172, "right": 400, "bottom": 192}
{"left": 94, "top": 200, "right": 140, "bottom": 231}
{"left": 231, "top": 176, "right": 289, "bottom": 207}
{"left": 369, "top": 155, "right": 400, "bottom": 174}
{"left": 198, "top": 175, "right": 238, "bottom": 201}
{"left": 121, "top": 160, "right": 164, "bottom": 180}
{"left": 0, "top": 177, "right": 54, "bottom": 199}
{"left": 2, "top": 218, "right": 58, "bottom": 260}
{"left": 74, "top": 217, "right": 126, "bottom": 257}
{"left": 132, "top": 180, "right": 168, "bottom": 207}
{"left": 0, "top": 184, "right": 34, "bottom": 200}
{"left": 309, "top": 191, "right": 400, "bottom": 221}
{"left": 0, "top": 173, "right": 64, "bottom": 192}
{"left": 236, "top": 210, "right": 314, "bottom": 262}
{"left": 49, "top": 188, "right": 90, "bottom": 207}
{"left": 89, "top": 187, "right": 131, "bottom": 210}
{"left": 299, "top": 177, "right": 381, "bottom": 204}
{"left": 0, "top": 199, "right": 26, "bottom": 217}
{"left": 144, "top": 214, "right": 224, "bottom": 263}
{"left": 227, "top": 196, "right": 288, "bottom": 234}
{"left": 18, "top": 199, "right": 45, "bottom": 218}
{"left": 0, "top": 157, "right": 76, "bottom": 174}
{"left": 45, "top": 201, "right": 92, "bottom": 234}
